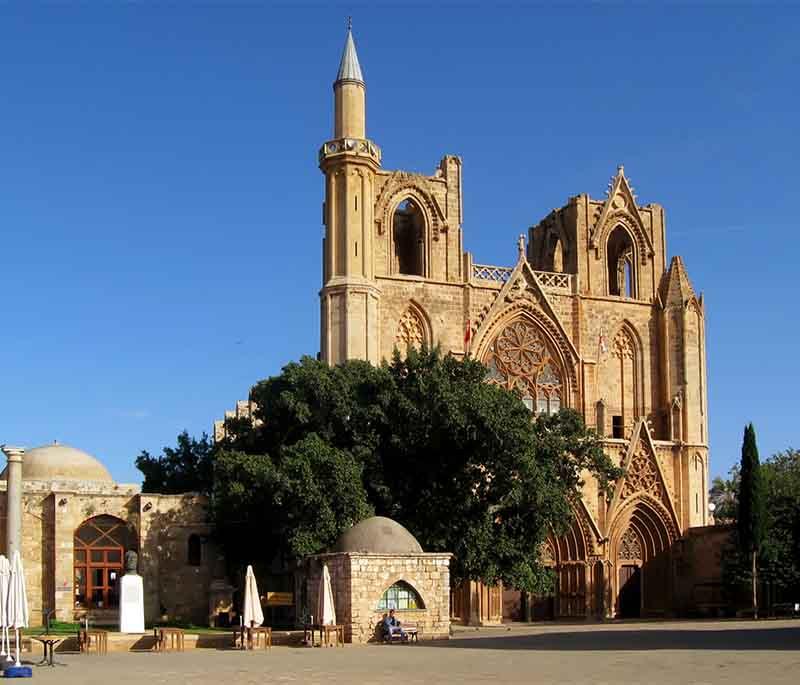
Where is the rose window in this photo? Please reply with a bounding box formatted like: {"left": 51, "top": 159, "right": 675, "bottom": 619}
{"left": 495, "top": 320, "right": 546, "bottom": 377}
{"left": 484, "top": 319, "right": 563, "bottom": 415}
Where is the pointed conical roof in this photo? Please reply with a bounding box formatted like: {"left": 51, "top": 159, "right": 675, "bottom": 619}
{"left": 661, "top": 255, "right": 697, "bottom": 306}
{"left": 336, "top": 28, "right": 364, "bottom": 84}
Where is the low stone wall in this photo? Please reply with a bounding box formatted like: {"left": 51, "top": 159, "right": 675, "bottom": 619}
{"left": 306, "top": 552, "right": 451, "bottom": 644}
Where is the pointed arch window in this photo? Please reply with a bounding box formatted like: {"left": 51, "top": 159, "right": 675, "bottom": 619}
{"left": 393, "top": 199, "right": 425, "bottom": 276}
{"left": 551, "top": 236, "right": 564, "bottom": 273}
{"left": 483, "top": 319, "right": 564, "bottom": 416}
{"left": 607, "top": 226, "right": 636, "bottom": 298}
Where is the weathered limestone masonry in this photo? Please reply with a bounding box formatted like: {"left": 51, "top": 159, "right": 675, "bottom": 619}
{"left": 0, "top": 444, "right": 221, "bottom": 627}
{"left": 216, "top": 27, "right": 714, "bottom": 622}
{"left": 315, "top": 28, "right": 711, "bottom": 622}
{"left": 306, "top": 552, "right": 451, "bottom": 644}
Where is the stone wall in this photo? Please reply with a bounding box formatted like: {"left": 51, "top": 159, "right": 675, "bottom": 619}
{"left": 1, "top": 480, "right": 216, "bottom": 626}
{"left": 673, "top": 525, "right": 733, "bottom": 616}
{"left": 306, "top": 552, "right": 451, "bottom": 644}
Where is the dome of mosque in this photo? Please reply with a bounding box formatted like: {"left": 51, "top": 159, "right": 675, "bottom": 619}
{"left": 333, "top": 516, "right": 423, "bottom": 554}
{"left": 1, "top": 442, "right": 113, "bottom": 483}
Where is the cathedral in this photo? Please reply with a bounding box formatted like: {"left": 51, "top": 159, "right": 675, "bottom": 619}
{"left": 316, "top": 27, "right": 710, "bottom": 621}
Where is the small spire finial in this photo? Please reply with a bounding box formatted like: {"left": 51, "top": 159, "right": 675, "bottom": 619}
{"left": 518, "top": 233, "right": 526, "bottom": 258}
{"left": 617, "top": 164, "right": 625, "bottom": 176}
{"left": 347, "top": 16, "right": 352, "bottom": 31}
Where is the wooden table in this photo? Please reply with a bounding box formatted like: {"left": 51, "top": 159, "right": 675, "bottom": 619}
{"left": 155, "top": 627, "right": 185, "bottom": 652}
{"left": 31, "top": 634, "right": 65, "bottom": 667}
{"left": 233, "top": 625, "right": 272, "bottom": 650}
{"left": 78, "top": 628, "right": 108, "bottom": 654}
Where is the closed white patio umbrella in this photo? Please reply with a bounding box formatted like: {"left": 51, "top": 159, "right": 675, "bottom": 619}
{"left": 0, "top": 555, "right": 10, "bottom": 660}
{"left": 316, "top": 564, "right": 336, "bottom": 626}
{"left": 241, "top": 565, "right": 263, "bottom": 648}
{"left": 7, "top": 551, "right": 29, "bottom": 667}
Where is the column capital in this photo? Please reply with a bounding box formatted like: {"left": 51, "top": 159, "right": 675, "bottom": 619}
{"left": 0, "top": 446, "right": 24, "bottom": 463}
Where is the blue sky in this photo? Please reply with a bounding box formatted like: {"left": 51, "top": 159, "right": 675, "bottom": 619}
{"left": 1, "top": 3, "right": 797, "bottom": 484}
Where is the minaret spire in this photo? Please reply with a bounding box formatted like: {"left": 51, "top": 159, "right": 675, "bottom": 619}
{"left": 336, "top": 20, "right": 364, "bottom": 84}
{"left": 318, "top": 20, "right": 382, "bottom": 365}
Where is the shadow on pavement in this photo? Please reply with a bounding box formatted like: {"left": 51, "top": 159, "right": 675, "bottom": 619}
{"left": 425, "top": 626, "right": 800, "bottom": 651}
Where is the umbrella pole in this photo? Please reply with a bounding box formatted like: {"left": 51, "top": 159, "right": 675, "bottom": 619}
{"left": 4, "top": 628, "right": 11, "bottom": 662}
{"left": 1, "top": 626, "right": 5, "bottom": 656}
{"left": 14, "top": 628, "right": 20, "bottom": 668}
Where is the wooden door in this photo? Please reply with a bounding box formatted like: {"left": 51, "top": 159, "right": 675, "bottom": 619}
{"left": 618, "top": 565, "right": 641, "bottom": 618}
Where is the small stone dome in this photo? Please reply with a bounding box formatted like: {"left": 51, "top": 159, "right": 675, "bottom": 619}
{"left": 334, "top": 516, "right": 423, "bottom": 554}
{"left": 1, "top": 443, "right": 113, "bottom": 483}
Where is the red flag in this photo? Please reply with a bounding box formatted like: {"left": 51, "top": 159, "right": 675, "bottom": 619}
{"left": 464, "top": 319, "right": 472, "bottom": 354}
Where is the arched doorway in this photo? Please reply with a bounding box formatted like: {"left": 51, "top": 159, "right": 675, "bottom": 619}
{"left": 531, "top": 514, "right": 589, "bottom": 619}
{"left": 74, "top": 515, "right": 137, "bottom": 610}
{"left": 612, "top": 500, "right": 674, "bottom": 617}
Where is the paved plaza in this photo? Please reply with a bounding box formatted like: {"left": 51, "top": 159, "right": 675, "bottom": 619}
{"left": 23, "top": 619, "right": 800, "bottom": 684}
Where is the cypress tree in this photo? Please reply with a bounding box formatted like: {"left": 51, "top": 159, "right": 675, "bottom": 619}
{"left": 737, "top": 423, "right": 766, "bottom": 618}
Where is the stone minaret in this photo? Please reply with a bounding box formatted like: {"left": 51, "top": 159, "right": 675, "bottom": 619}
{"left": 319, "top": 24, "right": 382, "bottom": 364}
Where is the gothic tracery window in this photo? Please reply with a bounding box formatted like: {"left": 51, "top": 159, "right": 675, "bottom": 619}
{"left": 618, "top": 527, "right": 643, "bottom": 561}
{"left": 395, "top": 306, "right": 426, "bottom": 349}
{"left": 483, "top": 319, "right": 563, "bottom": 415}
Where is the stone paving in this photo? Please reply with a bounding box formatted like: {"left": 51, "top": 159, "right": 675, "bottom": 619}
{"left": 22, "top": 619, "right": 800, "bottom": 684}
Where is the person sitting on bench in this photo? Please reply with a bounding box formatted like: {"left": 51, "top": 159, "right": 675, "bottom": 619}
{"left": 382, "top": 609, "right": 406, "bottom": 641}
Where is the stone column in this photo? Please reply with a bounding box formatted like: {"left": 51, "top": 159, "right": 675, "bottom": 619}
{"left": 2, "top": 446, "right": 25, "bottom": 559}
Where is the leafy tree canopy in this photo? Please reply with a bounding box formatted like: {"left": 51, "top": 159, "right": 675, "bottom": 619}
{"left": 212, "top": 347, "right": 620, "bottom": 593}
{"left": 136, "top": 431, "right": 214, "bottom": 495}
{"left": 716, "top": 447, "right": 800, "bottom": 597}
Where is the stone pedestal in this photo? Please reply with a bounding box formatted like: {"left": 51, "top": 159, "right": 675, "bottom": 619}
{"left": 119, "top": 574, "right": 145, "bottom": 633}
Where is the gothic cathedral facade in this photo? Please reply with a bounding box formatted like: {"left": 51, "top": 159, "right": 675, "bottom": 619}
{"left": 319, "top": 28, "right": 710, "bottom": 621}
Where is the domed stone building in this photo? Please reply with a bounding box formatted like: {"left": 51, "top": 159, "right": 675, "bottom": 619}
{"left": 304, "top": 516, "right": 451, "bottom": 643}
{"left": 0, "top": 442, "right": 222, "bottom": 627}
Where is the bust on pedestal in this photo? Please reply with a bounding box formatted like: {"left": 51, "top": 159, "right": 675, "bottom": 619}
{"left": 119, "top": 550, "right": 145, "bottom": 633}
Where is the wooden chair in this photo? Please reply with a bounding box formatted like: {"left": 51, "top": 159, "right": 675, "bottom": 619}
{"left": 322, "top": 625, "right": 344, "bottom": 647}
{"left": 250, "top": 626, "right": 272, "bottom": 650}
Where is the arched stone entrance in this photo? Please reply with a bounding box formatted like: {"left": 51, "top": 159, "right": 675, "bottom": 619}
{"left": 610, "top": 498, "right": 675, "bottom": 617}
{"left": 74, "top": 515, "right": 137, "bottom": 611}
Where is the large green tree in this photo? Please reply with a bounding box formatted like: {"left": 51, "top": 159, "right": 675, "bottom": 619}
{"left": 717, "top": 448, "right": 800, "bottom": 612}
{"left": 136, "top": 431, "right": 215, "bottom": 494}
{"left": 737, "top": 423, "right": 766, "bottom": 618}
{"left": 212, "top": 434, "right": 373, "bottom": 571}
{"left": 213, "top": 347, "right": 620, "bottom": 593}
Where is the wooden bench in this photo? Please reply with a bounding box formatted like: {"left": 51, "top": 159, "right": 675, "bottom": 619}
{"left": 385, "top": 621, "right": 419, "bottom": 644}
